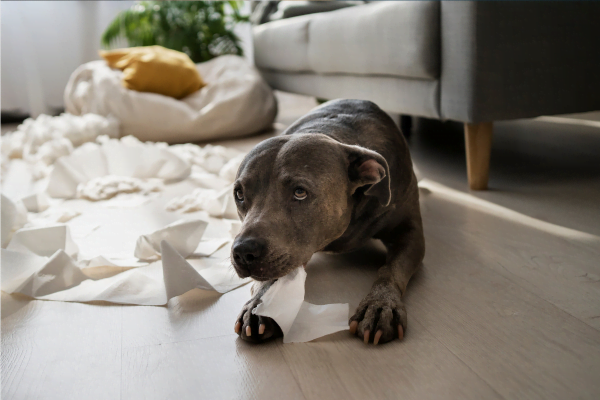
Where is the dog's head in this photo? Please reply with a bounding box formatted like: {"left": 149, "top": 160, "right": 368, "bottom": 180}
{"left": 231, "top": 134, "right": 390, "bottom": 280}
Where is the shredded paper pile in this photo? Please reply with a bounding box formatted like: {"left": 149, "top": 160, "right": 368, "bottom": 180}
{"left": 1, "top": 113, "right": 349, "bottom": 343}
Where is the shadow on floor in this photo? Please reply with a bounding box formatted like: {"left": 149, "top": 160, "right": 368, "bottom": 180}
{"left": 410, "top": 117, "right": 600, "bottom": 236}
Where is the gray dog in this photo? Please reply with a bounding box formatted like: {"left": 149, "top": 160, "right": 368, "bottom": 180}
{"left": 231, "top": 99, "right": 424, "bottom": 345}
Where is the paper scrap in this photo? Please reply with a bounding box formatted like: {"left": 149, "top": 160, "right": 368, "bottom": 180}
{"left": 1, "top": 159, "right": 36, "bottom": 200}
{"left": 193, "top": 238, "right": 230, "bottom": 257}
{"left": 8, "top": 249, "right": 89, "bottom": 297}
{"left": 7, "top": 224, "right": 79, "bottom": 258}
{"left": 21, "top": 191, "right": 50, "bottom": 212}
{"left": 100, "top": 193, "right": 158, "bottom": 208}
{"left": 1, "top": 250, "right": 49, "bottom": 293}
{"left": 285, "top": 302, "right": 350, "bottom": 343}
{"left": 25, "top": 208, "right": 83, "bottom": 230}
{"left": 77, "top": 175, "right": 163, "bottom": 201}
{"left": 47, "top": 136, "right": 190, "bottom": 199}
{"left": 166, "top": 184, "right": 238, "bottom": 219}
{"left": 134, "top": 219, "right": 208, "bottom": 261}
{"left": 0, "top": 113, "right": 118, "bottom": 170}
{"left": 1, "top": 223, "right": 248, "bottom": 305}
{"left": 253, "top": 268, "right": 349, "bottom": 343}
{"left": 1, "top": 194, "right": 28, "bottom": 248}
{"left": 68, "top": 205, "right": 181, "bottom": 266}
{"left": 2, "top": 135, "right": 251, "bottom": 307}
{"left": 161, "top": 240, "right": 249, "bottom": 297}
{"left": 169, "top": 143, "right": 243, "bottom": 178}
{"left": 254, "top": 269, "right": 306, "bottom": 335}
{"left": 39, "top": 261, "right": 168, "bottom": 305}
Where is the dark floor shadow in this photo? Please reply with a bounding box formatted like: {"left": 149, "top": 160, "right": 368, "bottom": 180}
{"left": 1, "top": 292, "right": 32, "bottom": 321}
{"left": 304, "top": 241, "right": 387, "bottom": 309}
{"left": 410, "top": 117, "right": 600, "bottom": 236}
{"left": 167, "top": 288, "right": 222, "bottom": 317}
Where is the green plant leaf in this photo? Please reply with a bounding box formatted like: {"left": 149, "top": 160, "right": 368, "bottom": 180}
{"left": 101, "top": 1, "right": 249, "bottom": 62}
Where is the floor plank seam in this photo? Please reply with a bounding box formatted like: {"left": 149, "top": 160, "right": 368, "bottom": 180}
{"left": 426, "top": 231, "right": 600, "bottom": 334}
{"left": 123, "top": 332, "right": 240, "bottom": 351}
{"left": 411, "top": 318, "right": 508, "bottom": 400}
{"left": 493, "top": 261, "right": 600, "bottom": 334}
{"left": 274, "top": 341, "right": 310, "bottom": 400}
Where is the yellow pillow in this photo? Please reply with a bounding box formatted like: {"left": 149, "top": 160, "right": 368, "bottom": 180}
{"left": 100, "top": 46, "right": 205, "bottom": 99}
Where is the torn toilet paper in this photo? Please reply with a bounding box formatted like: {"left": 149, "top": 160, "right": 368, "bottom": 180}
{"left": 47, "top": 136, "right": 190, "bottom": 198}
{"left": 2, "top": 126, "right": 349, "bottom": 343}
{"left": 68, "top": 205, "right": 182, "bottom": 266}
{"left": 1, "top": 232, "right": 248, "bottom": 305}
{"left": 166, "top": 185, "right": 238, "bottom": 219}
{"left": 135, "top": 219, "right": 208, "bottom": 261}
{"left": 1, "top": 113, "right": 119, "bottom": 181}
{"left": 254, "top": 268, "right": 349, "bottom": 343}
{"left": 1, "top": 194, "right": 28, "bottom": 247}
{"left": 77, "top": 175, "right": 164, "bottom": 201}
{"left": 7, "top": 224, "right": 79, "bottom": 258}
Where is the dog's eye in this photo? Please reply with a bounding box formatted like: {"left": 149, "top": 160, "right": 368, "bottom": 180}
{"left": 235, "top": 189, "right": 244, "bottom": 201}
{"left": 294, "top": 188, "right": 307, "bottom": 200}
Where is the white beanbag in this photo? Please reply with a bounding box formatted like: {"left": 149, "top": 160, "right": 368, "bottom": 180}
{"left": 64, "top": 55, "right": 277, "bottom": 143}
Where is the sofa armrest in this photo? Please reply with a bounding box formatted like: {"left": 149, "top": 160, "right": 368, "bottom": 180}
{"left": 440, "top": 1, "right": 600, "bottom": 123}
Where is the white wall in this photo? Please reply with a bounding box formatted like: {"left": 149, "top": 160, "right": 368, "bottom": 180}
{"left": 1, "top": 1, "right": 254, "bottom": 117}
{"left": 1, "top": 1, "right": 134, "bottom": 116}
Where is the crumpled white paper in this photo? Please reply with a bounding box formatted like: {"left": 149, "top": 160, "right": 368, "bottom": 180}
{"left": 68, "top": 205, "right": 181, "bottom": 267}
{"left": 161, "top": 240, "right": 247, "bottom": 296}
{"left": 254, "top": 268, "right": 349, "bottom": 343}
{"left": 1, "top": 194, "right": 28, "bottom": 247}
{"left": 166, "top": 185, "right": 238, "bottom": 219}
{"left": 47, "top": 136, "right": 190, "bottom": 198}
{"left": 7, "top": 224, "right": 79, "bottom": 258}
{"left": 1, "top": 113, "right": 119, "bottom": 181}
{"left": 2, "top": 126, "right": 348, "bottom": 343}
{"left": 1, "top": 225, "right": 248, "bottom": 305}
{"left": 2, "top": 249, "right": 89, "bottom": 297}
{"left": 77, "top": 175, "right": 164, "bottom": 201}
{"left": 21, "top": 191, "right": 51, "bottom": 212}
{"left": 135, "top": 219, "right": 208, "bottom": 261}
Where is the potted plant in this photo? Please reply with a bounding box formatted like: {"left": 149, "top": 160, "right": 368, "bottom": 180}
{"left": 101, "top": 1, "right": 249, "bottom": 63}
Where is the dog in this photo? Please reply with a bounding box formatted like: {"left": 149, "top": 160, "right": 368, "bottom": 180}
{"left": 231, "top": 99, "right": 424, "bottom": 345}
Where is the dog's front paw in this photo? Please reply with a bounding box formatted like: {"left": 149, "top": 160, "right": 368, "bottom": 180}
{"left": 349, "top": 283, "right": 407, "bottom": 345}
{"left": 234, "top": 298, "right": 282, "bottom": 343}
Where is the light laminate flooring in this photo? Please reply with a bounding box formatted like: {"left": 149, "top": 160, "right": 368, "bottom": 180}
{"left": 2, "top": 93, "right": 600, "bottom": 399}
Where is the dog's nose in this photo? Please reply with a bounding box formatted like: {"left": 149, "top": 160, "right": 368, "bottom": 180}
{"left": 232, "top": 237, "right": 265, "bottom": 268}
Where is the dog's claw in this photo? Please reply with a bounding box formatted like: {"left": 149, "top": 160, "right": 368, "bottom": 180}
{"left": 374, "top": 330, "right": 383, "bottom": 345}
{"left": 349, "top": 320, "right": 358, "bottom": 334}
{"left": 350, "top": 284, "right": 407, "bottom": 345}
{"left": 236, "top": 297, "right": 282, "bottom": 343}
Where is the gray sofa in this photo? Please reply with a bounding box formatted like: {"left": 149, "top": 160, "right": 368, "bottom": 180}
{"left": 252, "top": 1, "right": 600, "bottom": 189}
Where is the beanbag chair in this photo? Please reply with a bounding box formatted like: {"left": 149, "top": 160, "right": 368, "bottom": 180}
{"left": 64, "top": 55, "right": 277, "bottom": 143}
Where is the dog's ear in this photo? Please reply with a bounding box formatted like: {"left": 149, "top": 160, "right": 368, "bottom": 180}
{"left": 341, "top": 144, "right": 391, "bottom": 206}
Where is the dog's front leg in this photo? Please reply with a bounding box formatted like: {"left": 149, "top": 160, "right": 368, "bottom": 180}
{"left": 350, "top": 219, "right": 425, "bottom": 345}
{"left": 235, "top": 279, "right": 282, "bottom": 343}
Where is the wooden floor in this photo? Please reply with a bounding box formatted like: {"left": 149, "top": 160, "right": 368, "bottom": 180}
{"left": 3, "top": 94, "right": 600, "bottom": 400}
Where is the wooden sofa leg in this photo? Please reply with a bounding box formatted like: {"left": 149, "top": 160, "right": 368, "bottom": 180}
{"left": 464, "top": 122, "right": 493, "bottom": 190}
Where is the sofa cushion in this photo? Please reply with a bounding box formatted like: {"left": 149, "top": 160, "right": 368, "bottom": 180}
{"left": 254, "top": 1, "right": 440, "bottom": 80}
{"left": 269, "top": 1, "right": 362, "bottom": 21}
{"left": 253, "top": 15, "right": 312, "bottom": 72}
{"left": 308, "top": 1, "right": 440, "bottom": 80}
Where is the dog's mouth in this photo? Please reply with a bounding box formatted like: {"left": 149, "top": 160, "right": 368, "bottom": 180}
{"left": 250, "top": 263, "right": 306, "bottom": 281}
{"left": 232, "top": 258, "right": 307, "bottom": 281}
